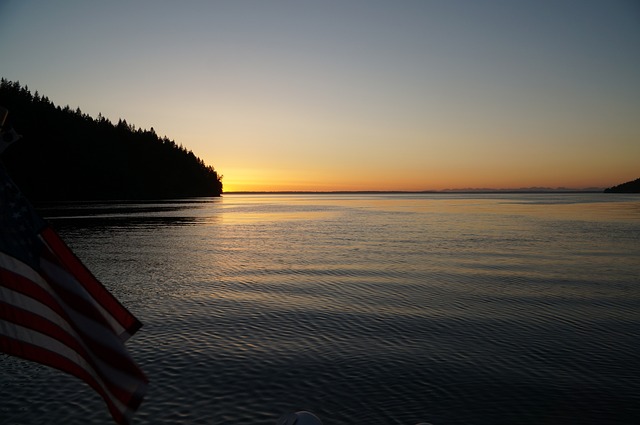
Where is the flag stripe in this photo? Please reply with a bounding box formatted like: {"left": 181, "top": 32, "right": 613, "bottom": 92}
{"left": 0, "top": 293, "right": 90, "bottom": 356}
{"left": 40, "top": 258, "right": 141, "bottom": 357}
{"left": 0, "top": 274, "right": 144, "bottom": 401}
{"left": 0, "top": 287, "right": 146, "bottom": 395}
{"left": 41, "top": 228, "right": 142, "bottom": 337}
{"left": 0, "top": 267, "right": 133, "bottom": 370}
{"left": 0, "top": 333, "right": 141, "bottom": 424}
{"left": 0, "top": 318, "right": 145, "bottom": 412}
{"left": 0, "top": 164, "right": 147, "bottom": 424}
{"left": 0, "top": 264, "right": 70, "bottom": 322}
{"left": 0, "top": 306, "right": 142, "bottom": 408}
{"left": 0, "top": 322, "right": 135, "bottom": 410}
{"left": 0, "top": 253, "right": 140, "bottom": 368}
{"left": 37, "top": 242, "right": 131, "bottom": 339}
{"left": 1, "top": 252, "right": 144, "bottom": 374}
{"left": 40, "top": 255, "right": 128, "bottom": 336}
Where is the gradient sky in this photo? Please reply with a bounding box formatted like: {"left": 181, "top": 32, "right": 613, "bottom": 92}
{"left": 1, "top": 1, "right": 638, "bottom": 191}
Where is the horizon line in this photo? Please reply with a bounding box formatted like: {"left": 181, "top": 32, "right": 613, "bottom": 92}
{"left": 224, "top": 188, "right": 606, "bottom": 195}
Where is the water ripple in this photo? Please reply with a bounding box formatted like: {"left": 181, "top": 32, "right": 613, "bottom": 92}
{"left": 3, "top": 194, "right": 639, "bottom": 424}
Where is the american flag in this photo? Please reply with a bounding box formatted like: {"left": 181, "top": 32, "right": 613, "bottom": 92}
{"left": 0, "top": 164, "right": 147, "bottom": 424}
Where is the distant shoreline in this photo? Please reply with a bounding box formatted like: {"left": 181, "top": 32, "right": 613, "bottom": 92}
{"left": 224, "top": 189, "right": 606, "bottom": 195}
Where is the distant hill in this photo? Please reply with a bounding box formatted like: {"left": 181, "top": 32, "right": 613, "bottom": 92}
{"left": 0, "top": 78, "right": 222, "bottom": 201}
{"left": 440, "top": 187, "right": 603, "bottom": 193}
{"left": 604, "top": 178, "right": 640, "bottom": 193}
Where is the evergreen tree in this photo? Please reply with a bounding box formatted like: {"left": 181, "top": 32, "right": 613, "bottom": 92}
{"left": 0, "top": 78, "right": 223, "bottom": 200}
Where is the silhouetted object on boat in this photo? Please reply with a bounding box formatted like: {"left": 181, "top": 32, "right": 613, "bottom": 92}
{"left": 0, "top": 78, "right": 222, "bottom": 201}
{"left": 277, "top": 411, "right": 323, "bottom": 425}
{"left": 604, "top": 178, "right": 640, "bottom": 193}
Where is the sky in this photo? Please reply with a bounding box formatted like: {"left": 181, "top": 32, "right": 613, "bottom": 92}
{"left": 1, "top": 0, "right": 638, "bottom": 192}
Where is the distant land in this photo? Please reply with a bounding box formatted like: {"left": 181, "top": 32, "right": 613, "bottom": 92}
{"left": 439, "top": 186, "right": 605, "bottom": 193}
{"left": 604, "top": 178, "right": 640, "bottom": 193}
{"left": 226, "top": 183, "right": 636, "bottom": 195}
{"left": 0, "top": 78, "right": 222, "bottom": 201}
{"left": 226, "top": 187, "right": 605, "bottom": 195}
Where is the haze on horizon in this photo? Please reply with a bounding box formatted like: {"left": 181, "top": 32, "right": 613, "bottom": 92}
{"left": 1, "top": 0, "right": 638, "bottom": 192}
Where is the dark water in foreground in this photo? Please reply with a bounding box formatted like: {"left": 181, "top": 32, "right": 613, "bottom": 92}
{"left": 2, "top": 193, "right": 640, "bottom": 425}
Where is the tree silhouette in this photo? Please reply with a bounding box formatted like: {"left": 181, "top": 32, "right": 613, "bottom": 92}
{"left": 604, "top": 178, "right": 640, "bottom": 193}
{"left": 0, "top": 78, "right": 223, "bottom": 201}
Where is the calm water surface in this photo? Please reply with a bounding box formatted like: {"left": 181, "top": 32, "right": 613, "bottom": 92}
{"left": 2, "top": 193, "right": 639, "bottom": 425}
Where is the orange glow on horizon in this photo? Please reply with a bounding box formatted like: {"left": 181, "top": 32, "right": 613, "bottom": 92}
{"left": 220, "top": 166, "right": 628, "bottom": 193}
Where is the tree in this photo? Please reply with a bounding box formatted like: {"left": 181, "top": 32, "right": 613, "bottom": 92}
{"left": 0, "top": 78, "right": 223, "bottom": 200}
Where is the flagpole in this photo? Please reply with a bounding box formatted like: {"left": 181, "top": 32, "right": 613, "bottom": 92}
{"left": 0, "top": 105, "right": 7, "bottom": 126}
{"left": 0, "top": 105, "right": 21, "bottom": 153}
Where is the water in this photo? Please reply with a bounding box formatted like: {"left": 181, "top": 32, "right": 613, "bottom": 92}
{"left": 2, "top": 193, "right": 639, "bottom": 425}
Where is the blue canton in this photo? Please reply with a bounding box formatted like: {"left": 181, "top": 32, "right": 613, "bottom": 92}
{"left": 0, "top": 164, "right": 46, "bottom": 269}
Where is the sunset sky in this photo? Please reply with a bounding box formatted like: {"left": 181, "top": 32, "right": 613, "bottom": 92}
{"left": 1, "top": 1, "right": 638, "bottom": 192}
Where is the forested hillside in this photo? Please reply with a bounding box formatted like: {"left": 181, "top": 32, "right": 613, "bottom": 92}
{"left": 604, "top": 178, "right": 640, "bottom": 193}
{"left": 0, "top": 78, "right": 222, "bottom": 201}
